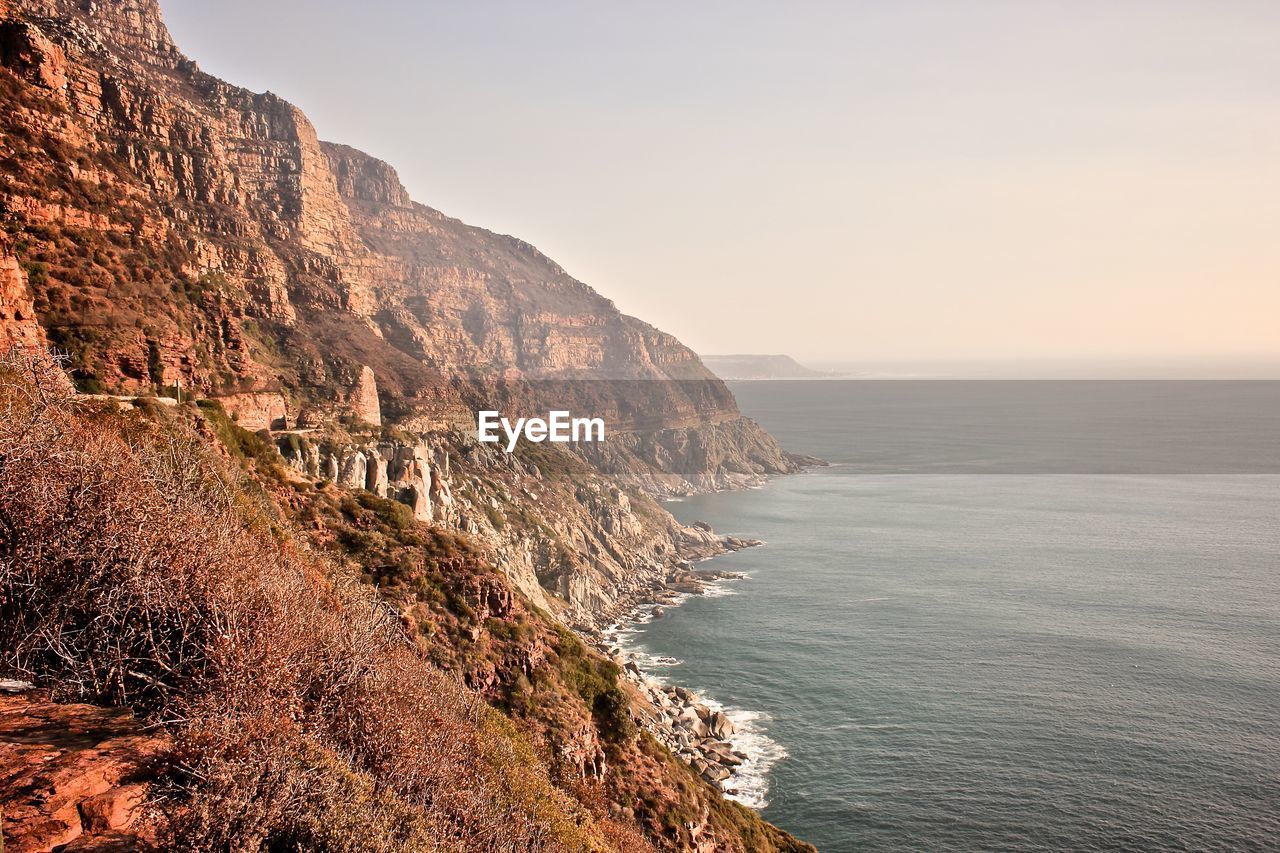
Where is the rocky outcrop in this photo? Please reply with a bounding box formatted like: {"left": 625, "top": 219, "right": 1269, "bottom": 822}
{"left": 585, "top": 415, "right": 815, "bottom": 494}
{"left": 0, "top": 18, "right": 66, "bottom": 90}
{"left": 213, "top": 391, "right": 287, "bottom": 431}
{"left": 273, "top": 425, "right": 764, "bottom": 626}
{"left": 0, "top": 686, "right": 166, "bottom": 852}
{"left": 0, "top": 237, "right": 46, "bottom": 352}
{"left": 348, "top": 364, "right": 381, "bottom": 426}
{"left": 641, "top": 687, "right": 744, "bottom": 790}
{"left": 277, "top": 432, "right": 446, "bottom": 523}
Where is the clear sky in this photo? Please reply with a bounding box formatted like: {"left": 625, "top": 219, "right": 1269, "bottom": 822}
{"left": 160, "top": 1, "right": 1280, "bottom": 366}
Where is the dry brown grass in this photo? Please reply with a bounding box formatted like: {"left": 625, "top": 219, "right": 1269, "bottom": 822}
{"left": 0, "top": 350, "right": 608, "bottom": 851}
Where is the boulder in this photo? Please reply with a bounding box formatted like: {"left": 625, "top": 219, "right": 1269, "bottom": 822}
{"left": 701, "top": 764, "right": 731, "bottom": 784}
{"left": 705, "top": 745, "right": 742, "bottom": 767}
{"left": 709, "top": 710, "right": 736, "bottom": 739}
{"left": 79, "top": 784, "right": 149, "bottom": 833}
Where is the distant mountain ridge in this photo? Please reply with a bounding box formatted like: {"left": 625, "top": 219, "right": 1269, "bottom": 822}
{"left": 701, "top": 353, "right": 831, "bottom": 380}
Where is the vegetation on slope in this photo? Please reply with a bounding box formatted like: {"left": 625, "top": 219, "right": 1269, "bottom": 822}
{"left": 0, "top": 352, "right": 812, "bottom": 852}
{"left": 0, "top": 353, "right": 611, "bottom": 851}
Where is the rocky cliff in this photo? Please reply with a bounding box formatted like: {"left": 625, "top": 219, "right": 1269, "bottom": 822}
{"left": 267, "top": 420, "right": 752, "bottom": 629}
{"left": 0, "top": 0, "right": 813, "bottom": 715}
{"left": 0, "top": 0, "right": 801, "bottom": 490}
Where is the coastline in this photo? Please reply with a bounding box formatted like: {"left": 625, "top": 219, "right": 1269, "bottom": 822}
{"left": 569, "top": 465, "right": 823, "bottom": 808}
{"left": 585, "top": 554, "right": 786, "bottom": 809}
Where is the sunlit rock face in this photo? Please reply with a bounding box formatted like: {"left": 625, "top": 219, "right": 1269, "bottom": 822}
{"left": 214, "top": 391, "right": 287, "bottom": 431}
{"left": 0, "top": 0, "right": 802, "bottom": 486}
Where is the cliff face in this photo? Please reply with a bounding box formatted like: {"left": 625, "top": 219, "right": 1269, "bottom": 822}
{"left": 270, "top": 423, "right": 745, "bottom": 628}
{"left": 0, "top": 0, "right": 800, "bottom": 490}
{"left": 321, "top": 141, "right": 721, "bottom": 385}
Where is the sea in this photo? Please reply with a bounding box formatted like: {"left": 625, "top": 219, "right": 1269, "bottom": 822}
{"left": 621, "top": 381, "right": 1280, "bottom": 852}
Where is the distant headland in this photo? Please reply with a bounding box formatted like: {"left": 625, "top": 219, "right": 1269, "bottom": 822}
{"left": 701, "top": 354, "right": 837, "bottom": 381}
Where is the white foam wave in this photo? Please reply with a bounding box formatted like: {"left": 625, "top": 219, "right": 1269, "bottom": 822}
{"left": 624, "top": 646, "right": 684, "bottom": 670}
{"left": 686, "top": 694, "right": 787, "bottom": 809}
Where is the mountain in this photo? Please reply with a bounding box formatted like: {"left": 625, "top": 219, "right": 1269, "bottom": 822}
{"left": 0, "top": 0, "right": 801, "bottom": 491}
{"left": 701, "top": 354, "right": 830, "bottom": 380}
{"left": 0, "top": 1, "right": 815, "bottom": 850}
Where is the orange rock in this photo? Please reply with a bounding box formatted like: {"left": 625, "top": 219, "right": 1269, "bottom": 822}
{"left": 79, "top": 783, "right": 148, "bottom": 833}
{"left": 0, "top": 692, "right": 167, "bottom": 853}
{"left": 349, "top": 365, "right": 382, "bottom": 426}
{"left": 0, "top": 20, "right": 67, "bottom": 90}
{"left": 214, "top": 391, "right": 290, "bottom": 431}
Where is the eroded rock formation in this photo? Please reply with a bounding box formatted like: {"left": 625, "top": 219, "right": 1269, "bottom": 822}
{"left": 213, "top": 390, "right": 286, "bottom": 431}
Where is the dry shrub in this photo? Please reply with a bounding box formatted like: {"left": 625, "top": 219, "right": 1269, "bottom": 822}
{"left": 0, "top": 350, "right": 607, "bottom": 851}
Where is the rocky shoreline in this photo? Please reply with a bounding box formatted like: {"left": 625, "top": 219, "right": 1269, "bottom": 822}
{"left": 625, "top": 653, "right": 754, "bottom": 795}
{"left": 584, "top": 543, "right": 776, "bottom": 806}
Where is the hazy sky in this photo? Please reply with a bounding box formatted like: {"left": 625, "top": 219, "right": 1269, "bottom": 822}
{"left": 160, "top": 1, "right": 1280, "bottom": 365}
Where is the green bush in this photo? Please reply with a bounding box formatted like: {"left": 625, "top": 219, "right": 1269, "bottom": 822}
{"left": 554, "top": 628, "right": 633, "bottom": 742}
{"left": 355, "top": 490, "right": 415, "bottom": 532}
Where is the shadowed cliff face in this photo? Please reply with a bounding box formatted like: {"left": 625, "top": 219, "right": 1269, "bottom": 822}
{"left": 0, "top": 0, "right": 797, "bottom": 486}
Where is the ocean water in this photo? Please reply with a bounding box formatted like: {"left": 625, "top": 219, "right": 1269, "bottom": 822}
{"left": 626, "top": 382, "right": 1280, "bottom": 851}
